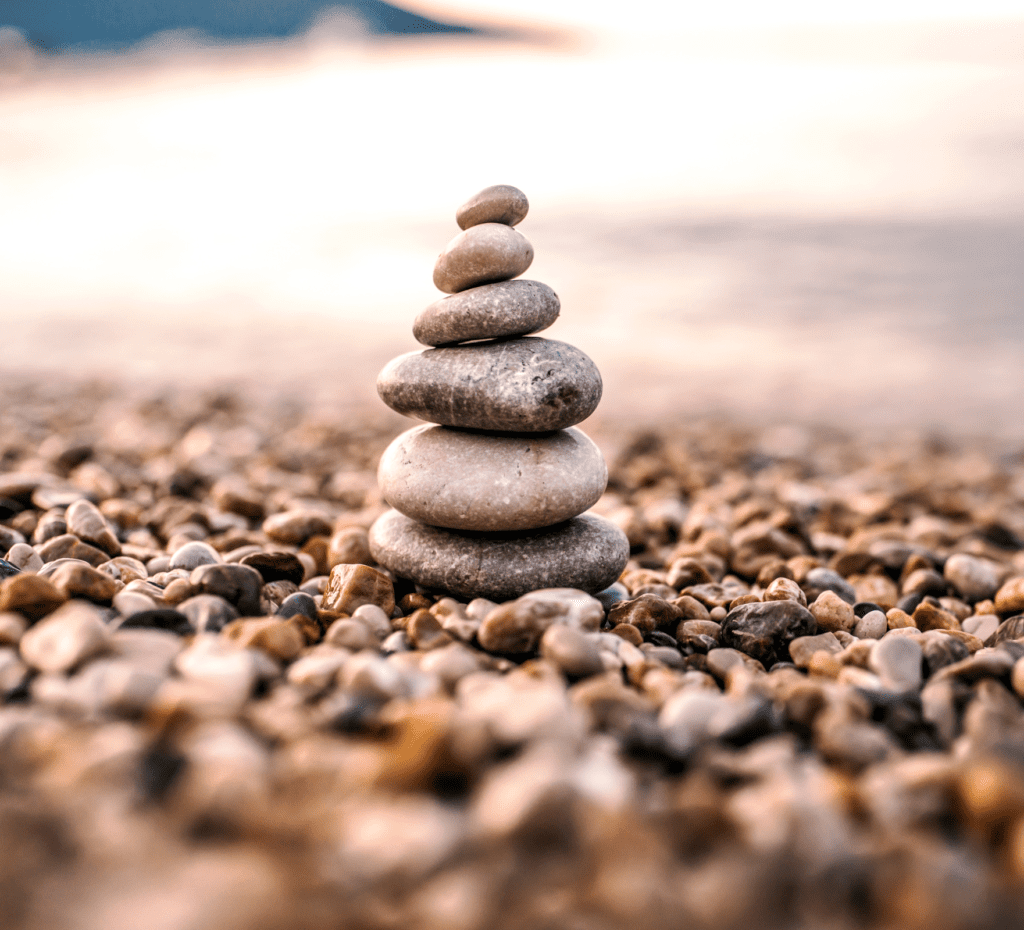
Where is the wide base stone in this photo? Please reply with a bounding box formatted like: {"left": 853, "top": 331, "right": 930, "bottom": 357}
{"left": 368, "top": 510, "right": 629, "bottom": 602}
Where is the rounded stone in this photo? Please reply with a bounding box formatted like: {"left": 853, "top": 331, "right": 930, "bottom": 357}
{"left": 413, "top": 280, "right": 559, "bottom": 347}
{"left": 378, "top": 424, "right": 607, "bottom": 532}
{"left": 456, "top": 184, "right": 529, "bottom": 230}
{"left": 433, "top": 223, "right": 533, "bottom": 294}
{"left": 368, "top": 510, "right": 629, "bottom": 602}
{"left": 377, "top": 337, "right": 602, "bottom": 432}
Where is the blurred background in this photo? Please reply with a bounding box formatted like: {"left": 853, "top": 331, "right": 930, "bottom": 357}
{"left": 1, "top": 0, "right": 1023, "bottom": 437}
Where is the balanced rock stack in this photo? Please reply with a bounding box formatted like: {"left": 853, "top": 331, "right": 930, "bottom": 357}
{"left": 368, "top": 185, "right": 630, "bottom": 601}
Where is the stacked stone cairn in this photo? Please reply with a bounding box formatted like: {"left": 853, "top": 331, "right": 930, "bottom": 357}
{"left": 368, "top": 185, "right": 630, "bottom": 601}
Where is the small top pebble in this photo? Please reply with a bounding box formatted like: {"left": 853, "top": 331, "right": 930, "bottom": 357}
{"left": 456, "top": 184, "right": 529, "bottom": 230}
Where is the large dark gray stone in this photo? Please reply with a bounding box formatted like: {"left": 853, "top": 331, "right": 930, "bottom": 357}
{"left": 368, "top": 510, "right": 629, "bottom": 602}
{"left": 377, "top": 337, "right": 602, "bottom": 432}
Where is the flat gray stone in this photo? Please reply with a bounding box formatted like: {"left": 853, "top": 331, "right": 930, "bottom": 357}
{"left": 456, "top": 184, "right": 529, "bottom": 230}
{"left": 433, "top": 223, "right": 533, "bottom": 294}
{"left": 413, "top": 279, "right": 560, "bottom": 347}
{"left": 368, "top": 510, "right": 629, "bottom": 602}
{"left": 377, "top": 337, "right": 602, "bottom": 432}
{"left": 378, "top": 424, "right": 606, "bottom": 531}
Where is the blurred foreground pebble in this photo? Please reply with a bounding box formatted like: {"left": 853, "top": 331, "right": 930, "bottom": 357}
{"left": 0, "top": 378, "right": 1023, "bottom": 930}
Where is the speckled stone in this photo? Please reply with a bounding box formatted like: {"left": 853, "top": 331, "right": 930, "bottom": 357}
{"left": 378, "top": 424, "right": 606, "bottom": 531}
{"left": 369, "top": 510, "right": 629, "bottom": 602}
{"left": 413, "top": 280, "right": 559, "bottom": 347}
{"left": 433, "top": 224, "right": 533, "bottom": 294}
{"left": 377, "top": 337, "right": 601, "bottom": 432}
{"left": 456, "top": 184, "right": 529, "bottom": 230}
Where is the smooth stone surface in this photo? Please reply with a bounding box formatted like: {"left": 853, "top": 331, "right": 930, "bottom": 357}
{"left": 720, "top": 599, "right": 817, "bottom": 668}
{"left": 413, "top": 280, "right": 559, "bottom": 346}
{"left": 943, "top": 553, "right": 1002, "bottom": 602}
{"left": 369, "top": 510, "right": 629, "bottom": 602}
{"left": 378, "top": 424, "right": 607, "bottom": 531}
{"left": 377, "top": 337, "right": 602, "bottom": 432}
{"left": 456, "top": 184, "right": 529, "bottom": 230}
{"left": 433, "top": 224, "right": 533, "bottom": 294}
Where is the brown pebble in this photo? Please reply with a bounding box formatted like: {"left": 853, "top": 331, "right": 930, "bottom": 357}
{"left": 37, "top": 534, "right": 110, "bottom": 568}
{"left": 913, "top": 601, "right": 961, "bottom": 632}
{"left": 328, "top": 527, "right": 373, "bottom": 569}
{"left": 407, "top": 609, "right": 452, "bottom": 651}
{"left": 994, "top": 576, "right": 1024, "bottom": 616}
{"left": 323, "top": 563, "right": 396, "bottom": 617}
{"left": 609, "top": 623, "right": 643, "bottom": 646}
{"left": 48, "top": 562, "right": 119, "bottom": 604}
{"left": 222, "top": 617, "right": 306, "bottom": 661}
{"left": 0, "top": 573, "right": 67, "bottom": 622}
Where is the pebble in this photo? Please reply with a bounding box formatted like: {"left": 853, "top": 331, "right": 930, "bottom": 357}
{"left": 808, "top": 590, "right": 857, "bottom": 633}
{"left": 48, "top": 561, "right": 120, "bottom": 603}
{"left": 912, "top": 601, "right": 961, "bottom": 632}
{"left": 853, "top": 609, "right": 887, "bottom": 640}
{"left": 802, "top": 567, "right": 857, "bottom": 605}
{"left": 378, "top": 424, "right": 606, "bottom": 531}
{"left": 4, "top": 543, "right": 42, "bottom": 573}
{"left": 19, "top": 601, "right": 110, "bottom": 673}
{"left": 478, "top": 587, "right": 603, "bottom": 654}
{"left": 117, "top": 607, "right": 194, "bottom": 636}
{"left": 176, "top": 594, "right": 239, "bottom": 634}
{"left": 763, "top": 576, "right": 807, "bottom": 606}
{"left": 455, "top": 184, "right": 529, "bottom": 230}
{"left": 352, "top": 603, "right": 393, "bottom": 640}
{"left": 169, "top": 540, "right": 222, "bottom": 571}
{"left": 994, "top": 576, "right": 1024, "bottom": 615}
{"left": 988, "top": 615, "right": 1024, "bottom": 645}
{"left": 869, "top": 635, "right": 924, "bottom": 691}
{"left": 607, "top": 594, "right": 683, "bottom": 634}
{"left": 65, "top": 499, "right": 121, "bottom": 556}
{"left": 263, "top": 508, "right": 333, "bottom": 545}
{"left": 240, "top": 551, "right": 305, "bottom": 585}
{"left": 0, "top": 612, "right": 27, "bottom": 645}
{"left": 433, "top": 223, "right": 534, "bottom": 293}
{"left": 275, "top": 591, "right": 320, "bottom": 622}
{"left": 370, "top": 510, "right": 629, "bottom": 602}
{"left": 413, "top": 279, "right": 559, "bottom": 346}
{"left": 539, "top": 625, "right": 605, "bottom": 678}
{"left": 962, "top": 612, "right": 999, "bottom": 642}
{"left": 328, "top": 527, "right": 373, "bottom": 569}
{"left": 377, "top": 337, "right": 602, "bottom": 433}
{"left": 788, "top": 632, "right": 842, "bottom": 668}
{"left": 190, "top": 563, "right": 263, "bottom": 617}
{"left": 223, "top": 617, "right": 305, "bottom": 662}
{"left": 323, "top": 563, "right": 396, "bottom": 617}
{"left": 0, "top": 572, "right": 67, "bottom": 622}
{"left": 720, "top": 599, "right": 816, "bottom": 668}
{"left": 37, "top": 533, "right": 110, "bottom": 567}
{"left": 943, "top": 553, "right": 1003, "bottom": 602}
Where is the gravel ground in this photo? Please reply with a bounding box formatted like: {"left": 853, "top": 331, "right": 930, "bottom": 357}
{"left": 2, "top": 376, "right": 1024, "bottom": 930}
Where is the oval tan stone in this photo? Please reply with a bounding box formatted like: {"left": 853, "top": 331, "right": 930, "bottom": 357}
{"left": 433, "top": 223, "right": 533, "bottom": 294}
{"left": 368, "top": 510, "right": 629, "bottom": 602}
{"left": 377, "top": 337, "right": 602, "bottom": 432}
{"left": 456, "top": 184, "right": 529, "bottom": 230}
{"left": 378, "top": 424, "right": 607, "bottom": 531}
{"left": 413, "top": 280, "right": 559, "bottom": 347}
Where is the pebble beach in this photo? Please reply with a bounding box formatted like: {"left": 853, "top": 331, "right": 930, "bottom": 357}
{"left": 2, "top": 371, "right": 1024, "bottom": 930}
{"left": 4, "top": 13, "right": 1024, "bottom": 929}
